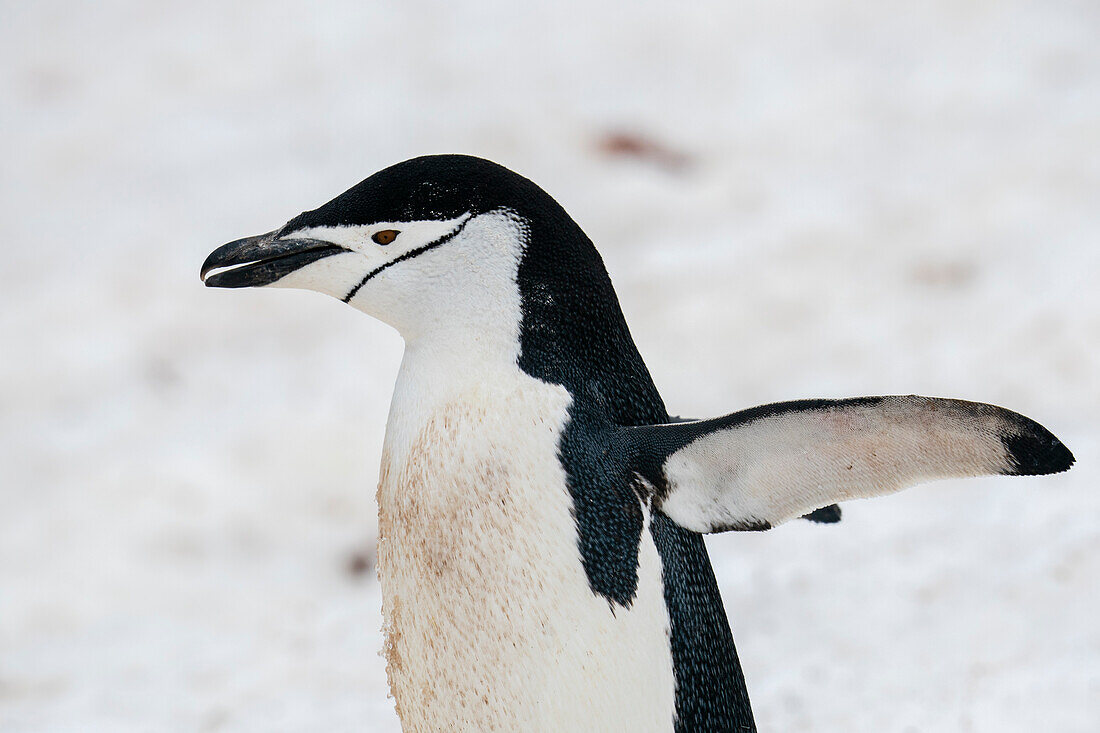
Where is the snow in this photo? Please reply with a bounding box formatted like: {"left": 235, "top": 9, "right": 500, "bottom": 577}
{"left": 1, "top": 1, "right": 1096, "bottom": 730}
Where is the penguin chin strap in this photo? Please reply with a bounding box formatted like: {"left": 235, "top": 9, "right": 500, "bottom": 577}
{"left": 619, "top": 395, "right": 1073, "bottom": 534}
{"left": 342, "top": 215, "right": 473, "bottom": 303}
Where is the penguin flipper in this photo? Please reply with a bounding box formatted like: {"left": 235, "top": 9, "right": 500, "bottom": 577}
{"left": 625, "top": 396, "right": 1073, "bottom": 533}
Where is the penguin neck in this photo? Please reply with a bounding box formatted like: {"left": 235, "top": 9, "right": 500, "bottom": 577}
{"left": 396, "top": 325, "right": 524, "bottom": 408}
{"left": 380, "top": 207, "right": 668, "bottom": 427}
{"left": 514, "top": 218, "right": 668, "bottom": 427}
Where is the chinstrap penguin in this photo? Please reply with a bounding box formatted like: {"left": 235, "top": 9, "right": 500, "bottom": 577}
{"left": 202, "top": 155, "right": 1074, "bottom": 732}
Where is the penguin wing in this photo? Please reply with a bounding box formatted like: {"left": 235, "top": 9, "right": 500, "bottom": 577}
{"left": 625, "top": 396, "right": 1073, "bottom": 533}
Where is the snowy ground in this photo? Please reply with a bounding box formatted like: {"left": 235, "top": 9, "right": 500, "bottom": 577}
{"left": 1, "top": 1, "right": 1097, "bottom": 731}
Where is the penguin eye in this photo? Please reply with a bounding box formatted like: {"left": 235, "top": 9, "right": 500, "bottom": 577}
{"left": 372, "top": 229, "right": 399, "bottom": 245}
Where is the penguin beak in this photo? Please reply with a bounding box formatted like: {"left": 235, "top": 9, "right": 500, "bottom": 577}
{"left": 201, "top": 231, "right": 349, "bottom": 288}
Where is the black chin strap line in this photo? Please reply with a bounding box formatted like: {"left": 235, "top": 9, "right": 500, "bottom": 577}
{"left": 342, "top": 215, "right": 473, "bottom": 303}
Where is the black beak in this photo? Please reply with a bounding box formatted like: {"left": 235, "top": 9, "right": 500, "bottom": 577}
{"left": 201, "top": 231, "right": 348, "bottom": 288}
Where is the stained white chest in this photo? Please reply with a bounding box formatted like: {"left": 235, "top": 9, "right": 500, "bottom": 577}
{"left": 375, "top": 366, "right": 676, "bottom": 732}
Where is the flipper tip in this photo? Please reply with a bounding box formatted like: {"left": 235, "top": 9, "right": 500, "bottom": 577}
{"left": 1002, "top": 420, "right": 1075, "bottom": 476}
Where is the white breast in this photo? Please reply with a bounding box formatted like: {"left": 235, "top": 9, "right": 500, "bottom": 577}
{"left": 376, "top": 359, "right": 676, "bottom": 732}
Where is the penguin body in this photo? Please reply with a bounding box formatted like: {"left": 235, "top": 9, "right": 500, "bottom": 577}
{"left": 372, "top": 209, "right": 677, "bottom": 731}
{"left": 202, "top": 155, "right": 1073, "bottom": 732}
{"left": 379, "top": 358, "right": 675, "bottom": 731}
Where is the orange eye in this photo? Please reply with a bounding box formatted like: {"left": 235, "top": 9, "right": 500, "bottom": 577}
{"left": 372, "top": 229, "right": 399, "bottom": 245}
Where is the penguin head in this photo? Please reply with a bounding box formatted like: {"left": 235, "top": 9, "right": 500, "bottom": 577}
{"left": 202, "top": 155, "right": 593, "bottom": 340}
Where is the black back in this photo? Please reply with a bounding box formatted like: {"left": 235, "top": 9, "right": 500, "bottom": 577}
{"left": 295, "top": 155, "right": 757, "bottom": 731}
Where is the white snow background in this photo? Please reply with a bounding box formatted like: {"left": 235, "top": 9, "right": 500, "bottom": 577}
{"left": 1, "top": 1, "right": 1097, "bottom": 731}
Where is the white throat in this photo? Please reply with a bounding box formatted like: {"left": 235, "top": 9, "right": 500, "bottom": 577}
{"left": 378, "top": 209, "right": 532, "bottom": 470}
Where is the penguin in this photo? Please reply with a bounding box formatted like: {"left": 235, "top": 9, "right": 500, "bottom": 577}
{"left": 201, "top": 155, "right": 1073, "bottom": 732}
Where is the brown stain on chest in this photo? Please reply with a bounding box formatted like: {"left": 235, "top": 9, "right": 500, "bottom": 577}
{"left": 376, "top": 398, "right": 567, "bottom": 730}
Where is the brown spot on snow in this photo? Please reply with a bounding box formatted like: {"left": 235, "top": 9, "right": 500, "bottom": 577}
{"left": 595, "top": 130, "right": 692, "bottom": 172}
